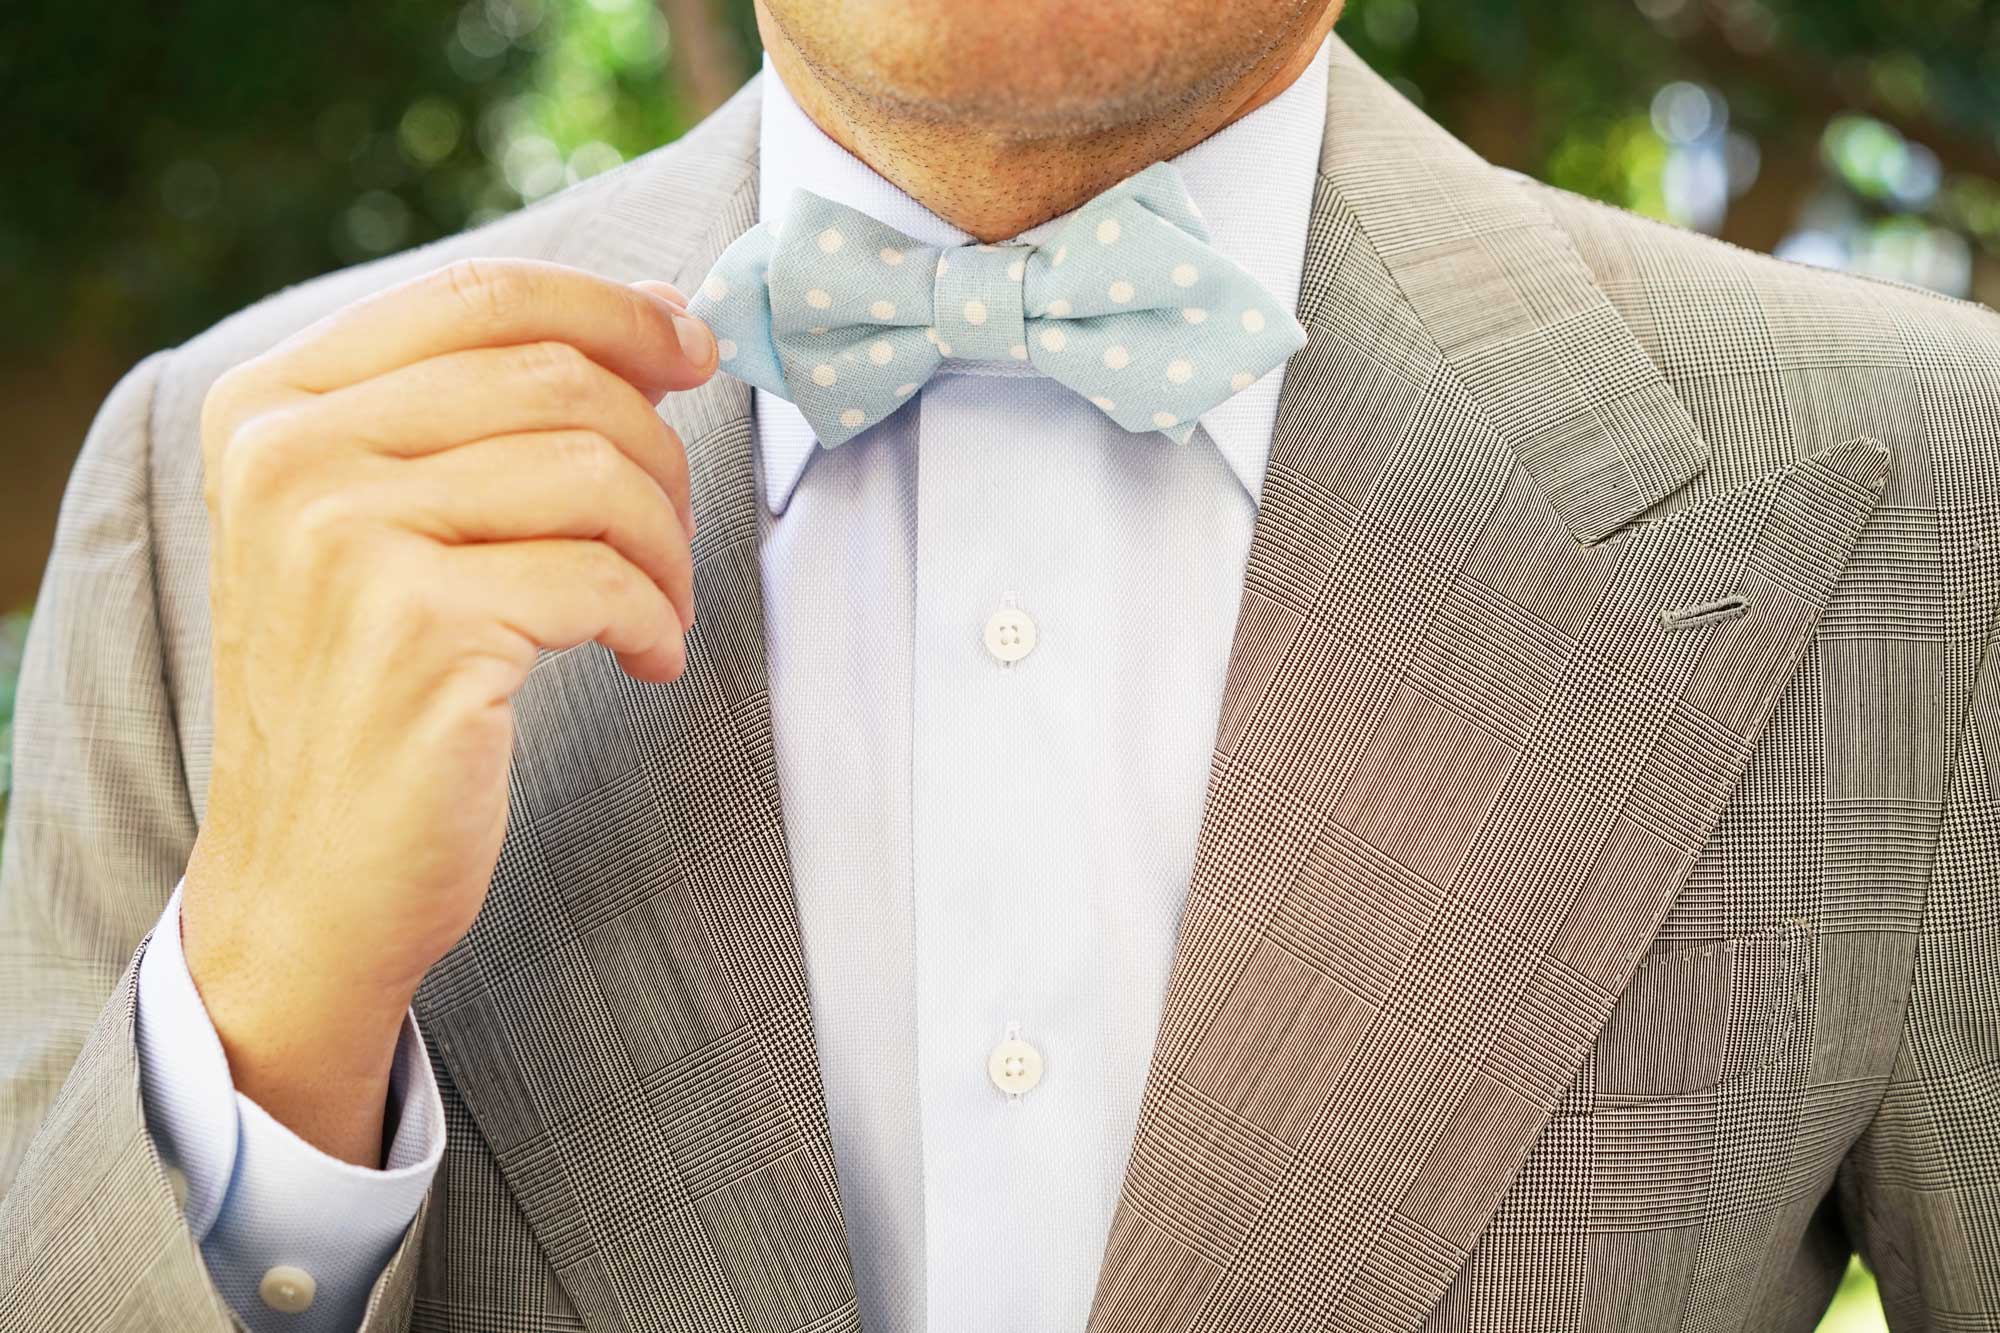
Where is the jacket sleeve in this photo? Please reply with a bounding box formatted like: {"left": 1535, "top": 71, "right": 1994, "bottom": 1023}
{"left": 1844, "top": 627, "right": 2000, "bottom": 1329}
{"left": 0, "top": 349, "right": 430, "bottom": 1331}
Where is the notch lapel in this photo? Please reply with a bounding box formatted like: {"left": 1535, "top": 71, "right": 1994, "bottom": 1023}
{"left": 1088, "top": 40, "right": 1889, "bottom": 1333}
{"left": 414, "top": 84, "right": 862, "bottom": 1333}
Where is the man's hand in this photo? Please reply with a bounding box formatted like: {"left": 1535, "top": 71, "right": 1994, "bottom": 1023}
{"left": 179, "top": 258, "right": 717, "bottom": 1166}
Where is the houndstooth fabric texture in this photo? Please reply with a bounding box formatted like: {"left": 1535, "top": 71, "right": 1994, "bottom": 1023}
{"left": 4, "top": 33, "right": 1999, "bottom": 1333}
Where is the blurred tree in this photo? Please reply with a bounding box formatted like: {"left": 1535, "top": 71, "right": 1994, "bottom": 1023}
{"left": 1341, "top": 0, "right": 2000, "bottom": 303}
{"left": 0, "top": 0, "right": 753, "bottom": 363}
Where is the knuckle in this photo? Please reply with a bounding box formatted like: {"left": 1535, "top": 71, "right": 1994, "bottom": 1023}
{"left": 554, "top": 430, "right": 621, "bottom": 486}
{"left": 201, "top": 361, "right": 275, "bottom": 485}
{"left": 519, "top": 339, "right": 594, "bottom": 401}
{"left": 364, "top": 571, "right": 444, "bottom": 648}
{"left": 582, "top": 542, "right": 634, "bottom": 598}
{"left": 437, "top": 257, "right": 523, "bottom": 325}
{"left": 217, "top": 409, "right": 304, "bottom": 506}
{"left": 201, "top": 362, "right": 257, "bottom": 438}
{"left": 293, "top": 486, "right": 369, "bottom": 546}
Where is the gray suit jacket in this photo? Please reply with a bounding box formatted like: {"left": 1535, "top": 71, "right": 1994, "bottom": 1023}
{"left": 4, "top": 34, "right": 1999, "bottom": 1333}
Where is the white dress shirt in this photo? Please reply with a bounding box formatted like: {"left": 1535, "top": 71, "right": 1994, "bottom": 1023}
{"left": 134, "top": 39, "right": 1328, "bottom": 1333}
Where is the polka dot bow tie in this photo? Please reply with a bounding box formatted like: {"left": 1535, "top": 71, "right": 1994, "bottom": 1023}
{"left": 685, "top": 161, "right": 1309, "bottom": 447}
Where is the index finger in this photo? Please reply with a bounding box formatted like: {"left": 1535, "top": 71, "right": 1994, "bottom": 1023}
{"left": 264, "top": 258, "right": 719, "bottom": 400}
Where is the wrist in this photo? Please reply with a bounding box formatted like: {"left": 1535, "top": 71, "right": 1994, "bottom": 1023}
{"left": 179, "top": 873, "right": 416, "bottom": 1168}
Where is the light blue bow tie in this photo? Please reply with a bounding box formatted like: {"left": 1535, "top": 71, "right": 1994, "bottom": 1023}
{"left": 685, "top": 161, "right": 1308, "bottom": 447}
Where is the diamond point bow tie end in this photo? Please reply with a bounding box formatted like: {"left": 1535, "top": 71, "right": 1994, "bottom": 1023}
{"left": 686, "top": 161, "right": 1307, "bottom": 447}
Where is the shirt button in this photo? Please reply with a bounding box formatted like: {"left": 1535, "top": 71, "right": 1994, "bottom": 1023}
{"left": 983, "top": 606, "right": 1037, "bottom": 663}
{"left": 988, "top": 1035, "right": 1045, "bottom": 1097}
{"left": 259, "top": 1265, "right": 317, "bottom": 1314}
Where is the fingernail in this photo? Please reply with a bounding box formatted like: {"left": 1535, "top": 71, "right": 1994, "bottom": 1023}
{"left": 673, "top": 312, "right": 715, "bottom": 368}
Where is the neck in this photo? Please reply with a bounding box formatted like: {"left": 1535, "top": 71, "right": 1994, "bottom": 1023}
{"left": 754, "top": 4, "right": 1341, "bottom": 243}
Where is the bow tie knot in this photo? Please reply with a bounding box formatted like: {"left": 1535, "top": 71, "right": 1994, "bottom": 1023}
{"left": 927, "top": 243, "right": 1032, "bottom": 362}
{"left": 689, "top": 161, "right": 1307, "bottom": 447}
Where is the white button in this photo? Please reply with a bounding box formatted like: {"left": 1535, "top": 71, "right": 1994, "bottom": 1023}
{"left": 983, "top": 607, "right": 1037, "bottom": 663}
{"left": 259, "top": 1265, "right": 317, "bottom": 1314}
{"left": 988, "top": 1036, "right": 1044, "bottom": 1096}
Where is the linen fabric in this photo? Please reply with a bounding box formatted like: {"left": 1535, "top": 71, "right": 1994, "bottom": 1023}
{"left": 687, "top": 161, "right": 1308, "bottom": 446}
{"left": 5, "top": 32, "right": 2000, "bottom": 1333}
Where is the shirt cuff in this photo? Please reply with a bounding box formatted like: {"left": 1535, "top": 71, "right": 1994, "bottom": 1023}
{"left": 135, "top": 877, "right": 445, "bottom": 1332}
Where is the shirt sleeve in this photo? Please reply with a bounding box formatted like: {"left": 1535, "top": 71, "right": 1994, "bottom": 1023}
{"left": 135, "top": 878, "right": 445, "bottom": 1333}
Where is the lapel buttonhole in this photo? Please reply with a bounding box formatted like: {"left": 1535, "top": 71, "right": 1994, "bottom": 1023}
{"left": 1659, "top": 594, "right": 1749, "bottom": 631}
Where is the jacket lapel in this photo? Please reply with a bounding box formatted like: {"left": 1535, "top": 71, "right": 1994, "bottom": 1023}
{"left": 1087, "top": 40, "right": 1889, "bottom": 1333}
{"left": 415, "top": 83, "right": 862, "bottom": 1333}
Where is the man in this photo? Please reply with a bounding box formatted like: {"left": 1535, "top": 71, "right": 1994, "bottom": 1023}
{"left": 2, "top": 0, "right": 1997, "bottom": 1328}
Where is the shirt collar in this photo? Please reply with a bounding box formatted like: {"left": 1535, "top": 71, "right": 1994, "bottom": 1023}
{"left": 754, "top": 38, "right": 1330, "bottom": 515}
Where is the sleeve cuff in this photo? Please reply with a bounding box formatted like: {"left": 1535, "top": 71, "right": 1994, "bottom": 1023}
{"left": 134, "top": 878, "right": 445, "bottom": 1331}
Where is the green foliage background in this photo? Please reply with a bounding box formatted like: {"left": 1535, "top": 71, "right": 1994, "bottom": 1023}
{"left": 6, "top": 4, "right": 1998, "bottom": 1324}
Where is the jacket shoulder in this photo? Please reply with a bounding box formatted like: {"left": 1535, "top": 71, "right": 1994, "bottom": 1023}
{"left": 1531, "top": 178, "right": 2000, "bottom": 640}
{"left": 1531, "top": 176, "right": 2000, "bottom": 368}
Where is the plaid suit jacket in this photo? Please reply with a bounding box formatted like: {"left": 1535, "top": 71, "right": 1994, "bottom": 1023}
{"left": 5, "top": 34, "right": 2000, "bottom": 1333}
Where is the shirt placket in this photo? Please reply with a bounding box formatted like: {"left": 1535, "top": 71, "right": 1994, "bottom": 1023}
{"left": 910, "top": 372, "right": 1108, "bottom": 1333}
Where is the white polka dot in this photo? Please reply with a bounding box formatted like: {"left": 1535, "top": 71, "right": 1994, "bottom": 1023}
{"left": 880, "top": 246, "right": 905, "bottom": 265}
{"left": 1153, "top": 411, "right": 1178, "bottom": 429}
{"left": 812, "top": 363, "right": 837, "bottom": 386}
{"left": 1039, "top": 327, "right": 1067, "bottom": 352}
{"left": 716, "top": 338, "right": 737, "bottom": 361}
{"left": 840, "top": 407, "right": 865, "bottom": 428}
{"left": 869, "top": 340, "right": 895, "bottom": 365}
{"left": 937, "top": 341, "right": 953, "bottom": 357}
{"left": 1108, "top": 280, "right": 1135, "bottom": 304}
{"left": 1230, "top": 371, "right": 1255, "bottom": 391}
{"left": 817, "top": 227, "right": 845, "bottom": 253}
{"left": 1090, "top": 396, "right": 1116, "bottom": 411}
{"left": 1171, "top": 263, "right": 1199, "bottom": 288}
{"left": 806, "top": 288, "right": 832, "bottom": 310}
{"left": 1006, "top": 258, "right": 1025, "bottom": 281}
{"left": 963, "top": 299, "right": 988, "bottom": 325}
{"left": 895, "top": 382, "right": 918, "bottom": 396}
{"left": 1241, "top": 308, "right": 1266, "bottom": 332}
{"left": 1103, "top": 345, "right": 1130, "bottom": 370}
{"left": 1053, "top": 246, "right": 1068, "bottom": 266}
{"left": 1166, "top": 359, "right": 1193, "bottom": 384}
{"left": 870, "top": 299, "right": 896, "bottom": 319}
{"left": 1046, "top": 298, "right": 1073, "bottom": 318}
{"left": 701, "top": 275, "right": 729, "bottom": 300}
{"left": 1096, "top": 218, "right": 1122, "bottom": 245}
{"left": 1010, "top": 343, "right": 1028, "bottom": 360}
{"left": 808, "top": 326, "right": 829, "bottom": 336}
{"left": 1183, "top": 307, "right": 1207, "bottom": 324}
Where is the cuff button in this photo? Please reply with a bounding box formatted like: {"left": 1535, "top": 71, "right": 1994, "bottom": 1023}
{"left": 260, "top": 1265, "right": 317, "bottom": 1314}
